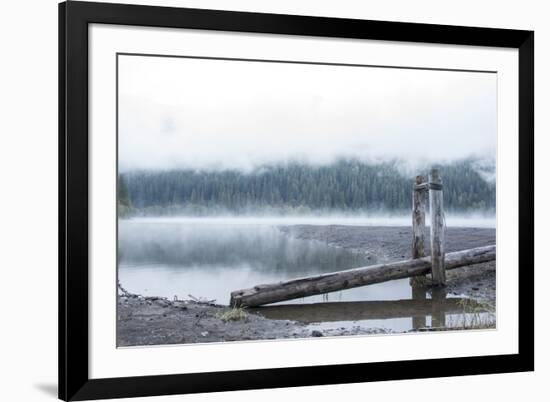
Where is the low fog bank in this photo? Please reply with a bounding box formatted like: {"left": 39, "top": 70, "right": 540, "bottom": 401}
{"left": 118, "top": 158, "right": 496, "bottom": 219}
{"left": 124, "top": 212, "right": 496, "bottom": 229}
{"left": 119, "top": 56, "right": 496, "bottom": 173}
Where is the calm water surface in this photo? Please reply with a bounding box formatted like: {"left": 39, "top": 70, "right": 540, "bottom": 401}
{"left": 118, "top": 217, "right": 493, "bottom": 332}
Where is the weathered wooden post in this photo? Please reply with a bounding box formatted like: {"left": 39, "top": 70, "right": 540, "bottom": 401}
{"left": 429, "top": 168, "right": 446, "bottom": 286}
{"left": 412, "top": 175, "right": 427, "bottom": 259}
{"left": 411, "top": 175, "right": 429, "bottom": 328}
{"left": 411, "top": 175, "right": 429, "bottom": 287}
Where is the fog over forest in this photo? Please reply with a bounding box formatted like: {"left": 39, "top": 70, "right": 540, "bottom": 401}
{"left": 118, "top": 55, "right": 497, "bottom": 216}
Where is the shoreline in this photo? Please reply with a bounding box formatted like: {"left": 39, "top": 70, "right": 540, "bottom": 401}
{"left": 117, "top": 292, "right": 394, "bottom": 347}
{"left": 279, "top": 225, "right": 496, "bottom": 304}
{"left": 117, "top": 224, "right": 496, "bottom": 346}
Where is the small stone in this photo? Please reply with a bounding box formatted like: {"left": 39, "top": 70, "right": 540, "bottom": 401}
{"left": 311, "top": 330, "right": 323, "bottom": 337}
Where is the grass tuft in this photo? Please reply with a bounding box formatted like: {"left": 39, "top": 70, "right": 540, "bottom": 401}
{"left": 446, "top": 298, "right": 496, "bottom": 329}
{"left": 216, "top": 307, "right": 248, "bottom": 322}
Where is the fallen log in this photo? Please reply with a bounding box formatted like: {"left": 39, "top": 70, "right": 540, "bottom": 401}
{"left": 230, "top": 245, "right": 495, "bottom": 307}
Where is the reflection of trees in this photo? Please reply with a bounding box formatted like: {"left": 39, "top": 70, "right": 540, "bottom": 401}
{"left": 118, "top": 223, "right": 373, "bottom": 274}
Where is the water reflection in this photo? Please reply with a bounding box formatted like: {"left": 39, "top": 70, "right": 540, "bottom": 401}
{"left": 118, "top": 219, "right": 494, "bottom": 332}
{"left": 411, "top": 282, "right": 427, "bottom": 329}
{"left": 119, "top": 220, "right": 374, "bottom": 275}
{"left": 253, "top": 285, "right": 493, "bottom": 331}
{"left": 118, "top": 220, "right": 393, "bottom": 304}
{"left": 251, "top": 295, "right": 466, "bottom": 323}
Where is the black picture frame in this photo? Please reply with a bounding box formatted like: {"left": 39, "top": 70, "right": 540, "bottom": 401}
{"left": 59, "top": 1, "right": 534, "bottom": 400}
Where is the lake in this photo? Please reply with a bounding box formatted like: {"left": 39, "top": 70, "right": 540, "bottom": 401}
{"left": 118, "top": 216, "right": 495, "bottom": 332}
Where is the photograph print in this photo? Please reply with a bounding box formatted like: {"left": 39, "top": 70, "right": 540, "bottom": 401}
{"left": 116, "top": 54, "right": 497, "bottom": 347}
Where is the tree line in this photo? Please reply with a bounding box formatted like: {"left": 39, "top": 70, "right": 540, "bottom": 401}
{"left": 118, "top": 159, "right": 495, "bottom": 215}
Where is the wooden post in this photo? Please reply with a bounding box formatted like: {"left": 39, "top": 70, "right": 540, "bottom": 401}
{"left": 429, "top": 168, "right": 446, "bottom": 286}
{"left": 412, "top": 175, "right": 427, "bottom": 259}
{"left": 411, "top": 175, "right": 429, "bottom": 327}
{"left": 411, "top": 175, "right": 429, "bottom": 287}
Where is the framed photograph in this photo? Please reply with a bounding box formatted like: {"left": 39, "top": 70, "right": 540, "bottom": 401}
{"left": 59, "top": 1, "right": 534, "bottom": 400}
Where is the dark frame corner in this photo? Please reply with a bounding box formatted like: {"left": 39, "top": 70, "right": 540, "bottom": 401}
{"left": 59, "top": 1, "right": 534, "bottom": 400}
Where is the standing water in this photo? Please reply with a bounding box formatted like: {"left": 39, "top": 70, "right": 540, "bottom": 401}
{"left": 118, "top": 217, "right": 494, "bottom": 332}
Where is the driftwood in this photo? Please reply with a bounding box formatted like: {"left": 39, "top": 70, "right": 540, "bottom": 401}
{"left": 230, "top": 245, "right": 495, "bottom": 307}
{"left": 188, "top": 294, "right": 217, "bottom": 305}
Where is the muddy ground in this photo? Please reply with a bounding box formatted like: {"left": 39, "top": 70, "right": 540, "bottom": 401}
{"left": 118, "top": 225, "right": 496, "bottom": 346}
{"left": 117, "top": 294, "right": 390, "bottom": 347}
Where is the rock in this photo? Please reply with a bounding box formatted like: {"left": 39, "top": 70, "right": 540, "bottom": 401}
{"left": 311, "top": 330, "right": 323, "bottom": 337}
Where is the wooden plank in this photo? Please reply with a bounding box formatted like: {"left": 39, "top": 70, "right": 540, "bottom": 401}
{"left": 230, "top": 245, "right": 495, "bottom": 307}
{"left": 429, "top": 168, "right": 446, "bottom": 285}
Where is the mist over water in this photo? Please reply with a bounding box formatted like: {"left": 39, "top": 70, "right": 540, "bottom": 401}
{"left": 125, "top": 213, "right": 496, "bottom": 228}
{"left": 118, "top": 219, "right": 395, "bottom": 304}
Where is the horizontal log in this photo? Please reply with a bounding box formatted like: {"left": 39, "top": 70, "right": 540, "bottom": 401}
{"left": 230, "top": 245, "right": 495, "bottom": 307}
{"left": 250, "top": 298, "right": 470, "bottom": 323}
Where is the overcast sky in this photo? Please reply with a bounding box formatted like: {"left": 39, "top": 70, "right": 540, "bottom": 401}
{"left": 118, "top": 55, "right": 496, "bottom": 172}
